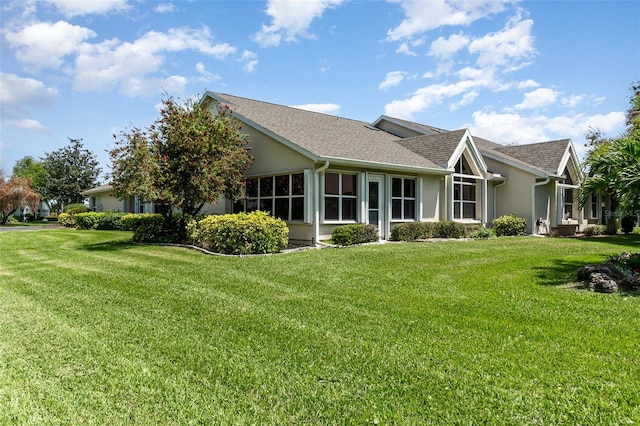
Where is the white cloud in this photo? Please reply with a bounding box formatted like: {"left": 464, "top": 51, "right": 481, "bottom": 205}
{"left": 5, "top": 20, "right": 96, "bottom": 69}
{"left": 561, "top": 94, "right": 584, "bottom": 108}
{"left": 379, "top": 71, "right": 407, "bottom": 90}
{"left": 428, "top": 32, "right": 469, "bottom": 59}
{"left": 195, "top": 62, "right": 221, "bottom": 83}
{"left": 386, "top": 0, "right": 511, "bottom": 41}
{"left": 44, "top": 0, "right": 130, "bottom": 17}
{"left": 253, "top": 0, "right": 344, "bottom": 47}
{"left": 516, "top": 79, "right": 540, "bottom": 89}
{"left": 384, "top": 80, "right": 478, "bottom": 119}
{"left": 240, "top": 50, "right": 259, "bottom": 73}
{"left": 468, "top": 14, "right": 536, "bottom": 70}
{"left": 515, "top": 88, "right": 559, "bottom": 110}
{"left": 0, "top": 73, "right": 57, "bottom": 132}
{"left": 289, "top": 103, "right": 341, "bottom": 115}
{"left": 155, "top": 3, "right": 176, "bottom": 13}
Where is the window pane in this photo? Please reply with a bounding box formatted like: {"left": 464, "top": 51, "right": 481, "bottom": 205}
{"left": 392, "top": 199, "right": 402, "bottom": 219}
{"left": 246, "top": 178, "right": 258, "bottom": 198}
{"left": 404, "top": 179, "right": 416, "bottom": 198}
{"left": 260, "top": 176, "right": 273, "bottom": 197}
{"left": 325, "top": 197, "right": 339, "bottom": 220}
{"left": 260, "top": 198, "right": 273, "bottom": 213}
{"left": 454, "top": 184, "right": 461, "bottom": 201}
{"left": 325, "top": 173, "right": 339, "bottom": 195}
{"left": 369, "top": 182, "right": 379, "bottom": 209}
{"left": 233, "top": 200, "right": 244, "bottom": 214}
{"left": 275, "top": 175, "right": 289, "bottom": 196}
{"left": 275, "top": 198, "right": 289, "bottom": 220}
{"left": 404, "top": 200, "right": 416, "bottom": 220}
{"left": 454, "top": 203, "right": 461, "bottom": 219}
{"left": 246, "top": 199, "right": 258, "bottom": 212}
{"left": 342, "top": 174, "right": 356, "bottom": 196}
{"left": 342, "top": 198, "right": 357, "bottom": 220}
{"left": 392, "top": 178, "right": 402, "bottom": 198}
{"left": 369, "top": 211, "right": 378, "bottom": 226}
{"left": 462, "top": 184, "right": 476, "bottom": 201}
{"left": 291, "top": 197, "right": 304, "bottom": 221}
{"left": 463, "top": 202, "right": 475, "bottom": 219}
{"left": 292, "top": 173, "right": 304, "bottom": 195}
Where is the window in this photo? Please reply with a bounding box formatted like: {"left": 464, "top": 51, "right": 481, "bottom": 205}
{"left": 564, "top": 188, "right": 574, "bottom": 219}
{"left": 590, "top": 194, "right": 598, "bottom": 219}
{"left": 324, "top": 172, "right": 357, "bottom": 221}
{"left": 453, "top": 156, "right": 477, "bottom": 220}
{"left": 242, "top": 173, "right": 305, "bottom": 221}
{"left": 391, "top": 177, "right": 416, "bottom": 220}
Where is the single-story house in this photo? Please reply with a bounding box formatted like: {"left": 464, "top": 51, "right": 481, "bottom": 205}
{"left": 84, "top": 92, "right": 595, "bottom": 243}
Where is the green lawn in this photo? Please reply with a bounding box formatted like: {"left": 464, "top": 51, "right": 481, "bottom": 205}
{"left": 1, "top": 230, "right": 639, "bottom": 424}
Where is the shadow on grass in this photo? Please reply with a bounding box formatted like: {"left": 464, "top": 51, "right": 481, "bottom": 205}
{"left": 534, "top": 256, "right": 640, "bottom": 297}
{"left": 568, "top": 234, "right": 640, "bottom": 249}
{"left": 80, "top": 239, "right": 136, "bottom": 252}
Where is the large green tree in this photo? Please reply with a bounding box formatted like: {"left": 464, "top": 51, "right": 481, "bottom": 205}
{"left": 12, "top": 156, "right": 46, "bottom": 196}
{"left": 579, "top": 84, "right": 640, "bottom": 221}
{"left": 41, "top": 138, "right": 101, "bottom": 211}
{"left": 109, "top": 96, "right": 253, "bottom": 220}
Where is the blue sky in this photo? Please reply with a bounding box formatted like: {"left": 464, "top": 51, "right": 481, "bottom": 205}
{"left": 1, "top": 0, "right": 638, "bottom": 180}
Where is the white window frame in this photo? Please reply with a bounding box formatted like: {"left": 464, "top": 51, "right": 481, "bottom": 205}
{"left": 242, "top": 172, "right": 306, "bottom": 222}
{"left": 391, "top": 176, "right": 417, "bottom": 222}
{"left": 322, "top": 171, "right": 359, "bottom": 223}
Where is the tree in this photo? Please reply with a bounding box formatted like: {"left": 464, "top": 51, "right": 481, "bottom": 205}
{"left": 40, "top": 138, "right": 101, "bottom": 211}
{"left": 0, "top": 173, "right": 40, "bottom": 224}
{"left": 12, "top": 156, "right": 46, "bottom": 195}
{"left": 579, "top": 84, "right": 640, "bottom": 224}
{"left": 109, "top": 96, "right": 253, "bottom": 222}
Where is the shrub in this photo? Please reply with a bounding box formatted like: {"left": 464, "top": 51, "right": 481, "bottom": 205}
{"left": 187, "top": 211, "right": 289, "bottom": 255}
{"left": 437, "top": 221, "right": 467, "bottom": 239}
{"left": 331, "top": 224, "right": 379, "bottom": 246}
{"left": 390, "top": 222, "right": 438, "bottom": 241}
{"left": 65, "top": 203, "right": 89, "bottom": 214}
{"left": 492, "top": 214, "right": 527, "bottom": 237}
{"left": 6, "top": 215, "right": 19, "bottom": 224}
{"left": 583, "top": 225, "right": 605, "bottom": 237}
{"left": 621, "top": 216, "right": 636, "bottom": 234}
{"left": 469, "top": 225, "right": 495, "bottom": 239}
{"left": 58, "top": 212, "right": 76, "bottom": 228}
{"left": 75, "top": 212, "right": 124, "bottom": 230}
{"left": 121, "top": 213, "right": 172, "bottom": 243}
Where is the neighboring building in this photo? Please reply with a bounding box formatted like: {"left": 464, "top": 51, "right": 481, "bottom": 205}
{"left": 83, "top": 92, "right": 589, "bottom": 243}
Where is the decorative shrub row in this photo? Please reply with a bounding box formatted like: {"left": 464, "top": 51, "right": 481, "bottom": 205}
{"left": 64, "top": 203, "right": 89, "bottom": 215}
{"left": 331, "top": 224, "right": 379, "bottom": 246}
{"left": 583, "top": 225, "right": 606, "bottom": 237}
{"left": 187, "top": 211, "right": 289, "bottom": 255}
{"left": 75, "top": 212, "right": 125, "bottom": 230}
{"left": 390, "top": 220, "right": 467, "bottom": 241}
{"left": 121, "top": 213, "right": 170, "bottom": 243}
{"left": 492, "top": 214, "right": 527, "bottom": 237}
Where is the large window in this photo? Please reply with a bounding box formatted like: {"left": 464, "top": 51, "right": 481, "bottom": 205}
{"left": 453, "top": 156, "right": 477, "bottom": 220}
{"left": 324, "top": 172, "right": 357, "bottom": 221}
{"left": 590, "top": 194, "right": 598, "bottom": 219}
{"left": 243, "top": 173, "right": 305, "bottom": 221}
{"left": 564, "top": 188, "right": 574, "bottom": 219}
{"left": 391, "top": 177, "right": 416, "bottom": 220}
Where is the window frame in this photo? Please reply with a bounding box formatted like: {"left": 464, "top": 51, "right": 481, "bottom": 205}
{"left": 322, "top": 171, "right": 359, "bottom": 223}
{"left": 452, "top": 156, "right": 478, "bottom": 220}
{"left": 241, "top": 172, "right": 306, "bottom": 222}
{"left": 391, "top": 176, "right": 417, "bottom": 222}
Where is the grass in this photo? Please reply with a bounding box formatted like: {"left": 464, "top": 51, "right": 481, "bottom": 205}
{"left": 1, "top": 229, "right": 639, "bottom": 424}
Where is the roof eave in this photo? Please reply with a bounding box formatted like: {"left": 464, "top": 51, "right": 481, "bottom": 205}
{"left": 317, "top": 156, "right": 450, "bottom": 175}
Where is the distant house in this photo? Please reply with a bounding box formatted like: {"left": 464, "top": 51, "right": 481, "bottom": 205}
{"left": 84, "top": 92, "right": 592, "bottom": 243}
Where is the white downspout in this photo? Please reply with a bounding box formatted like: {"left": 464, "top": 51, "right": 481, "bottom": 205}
{"left": 492, "top": 179, "right": 507, "bottom": 223}
{"left": 314, "top": 161, "right": 330, "bottom": 246}
{"left": 532, "top": 177, "right": 551, "bottom": 234}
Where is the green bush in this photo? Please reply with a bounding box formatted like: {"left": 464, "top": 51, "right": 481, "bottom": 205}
{"left": 65, "top": 203, "right": 89, "bottom": 215}
{"left": 6, "top": 216, "right": 19, "bottom": 224}
{"left": 331, "top": 224, "right": 379, "bottom": 246}
{"left": 187, "top": 211, "right": 289, "bottom": 255}
{"left": 58, "top": 212, "right": 76, "bottom": 228}
{"left": 621, "top": 216, "right": 636, "bottom": 234}
{"left": 390, "top": 222, "right": 438, "bottom": 241}
{"left": 583, "top": 225, "right": 606, "bottom": 237}
{"left": 75, "top": 212, "right": 124, "bottom": 230}
{"left": 121, "top": 213, "right": 169, "bottom": 243}
{"left": 492, "top": 214, "right": 527, "bottom": 237}
{"left": 437, "top": 221, "right": 467, "bottom": 239}
{"left": 469, "top": 225, "right": 495, "bottom": 239}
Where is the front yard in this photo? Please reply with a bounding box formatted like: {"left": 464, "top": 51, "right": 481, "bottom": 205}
{"left": 1, "top": 229, "right": 639, "bottom": 424}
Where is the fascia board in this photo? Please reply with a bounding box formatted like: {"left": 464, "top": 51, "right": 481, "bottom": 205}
{"left": 318, "top": 156, "right": 451, "bottom": 175}
{"left": 448, "top": 130, "right": 488, "bottom": 175}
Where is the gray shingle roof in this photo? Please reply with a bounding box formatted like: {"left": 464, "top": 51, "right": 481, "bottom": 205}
{"left": 394, "top": 129, "right": 468, "bottom": 168}
{"left": 212, "top": 93, "right": 443, "bottom": 171}
{"left": 493, "top": 139, "right": 570, "bottom": 175}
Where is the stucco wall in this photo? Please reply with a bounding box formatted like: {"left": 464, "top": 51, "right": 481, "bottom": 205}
{"left": 242, "top": 126, "right": 313, "bottom": 175}
{"left": 421, "top": 174, "right": 442, "bottom": 221}
{"left": 484, "top": 158, "right": 535, "bottom": 224}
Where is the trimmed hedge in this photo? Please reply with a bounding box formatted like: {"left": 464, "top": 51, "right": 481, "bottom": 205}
{"left": 492, "top": 214, "right": 527, "bottom": 237}
{"left": 65, "top": 203, "right": 89, "bottom": 215}
{"left": 390, "top": 221, "right": 467, "bottom": 241}
{"left": 58, "top": 212, "right": 76, "bottom": 228}
{"left": 121, "top": 213, "right": 168, "bottom": 243}
{"left": 583, "top": 225, "right": 605, "bottom": 237}
{"left": 75, "top": 212, "right": 124, "bottom": 230}
{"left": 187, "top": 211, "right": 289, "bottom": 255}
{"left": 331, "top": 224, "right": 379, "bottom": 246}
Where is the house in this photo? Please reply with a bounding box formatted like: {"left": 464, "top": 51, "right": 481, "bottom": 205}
{"left": 200, "top": 92, "right": 588, "bottom": 243}
{"left": 83, "top": 92, "right": 590, "bottom": 243}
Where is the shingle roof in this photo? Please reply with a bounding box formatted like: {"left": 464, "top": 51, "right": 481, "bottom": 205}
{"left": 472, "top": 136, "right": 551, "bottom": 176}
{"left": 375, "top": 115, "right": 448, "bottom": 135}
{"left": 212, "top": 93, "right": 444, "bottom": 171}
{"left": 82, "top": 184, "right": 113, "bottom": 195}
{"left": 394, "top": 129, "right": 468, "bottom": 168}
{"left": 493, "top": 139, "right": 570, "bottom": 175}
